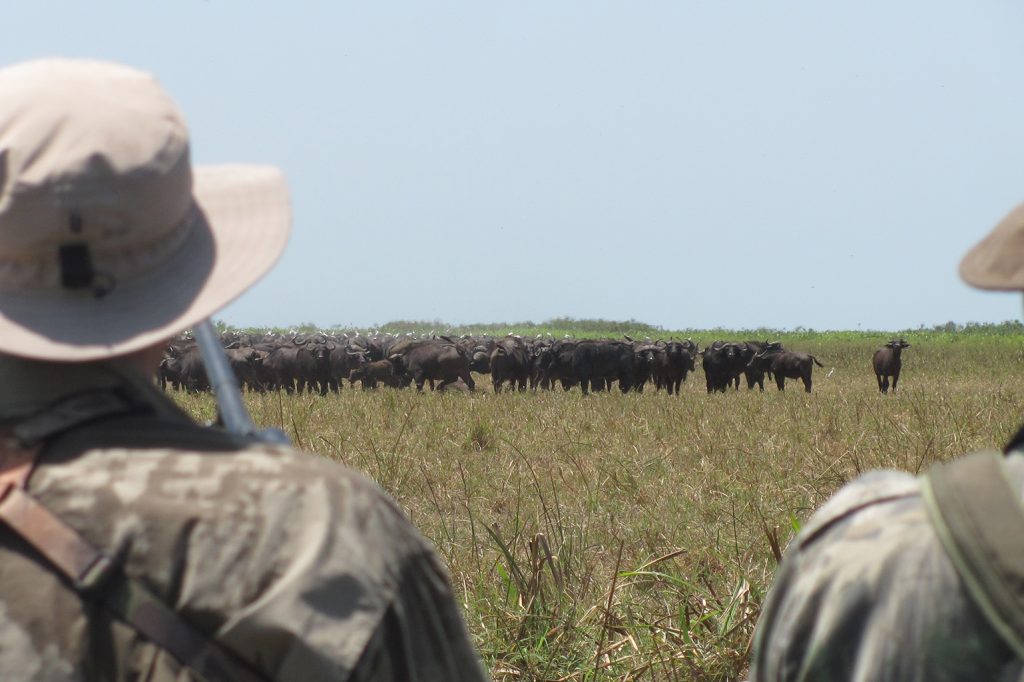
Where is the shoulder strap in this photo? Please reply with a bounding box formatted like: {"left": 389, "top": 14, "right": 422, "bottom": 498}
{"left": 922, "top": 450, "right": 1024, "bottom": 660}
{"left": 1006, "top": 422, "right": 1024, "bottom": 455}
{"left": 0, "top": 393, "right": 269, "bottom": 682}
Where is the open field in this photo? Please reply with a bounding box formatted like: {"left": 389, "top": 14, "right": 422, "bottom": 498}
{"left": 174, "top": 330, "right": 1024, "bottom": 681}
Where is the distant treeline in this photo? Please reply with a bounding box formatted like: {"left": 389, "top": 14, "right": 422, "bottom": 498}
{"left": 214, "top": 317, "right": 1024, "bottom": 341}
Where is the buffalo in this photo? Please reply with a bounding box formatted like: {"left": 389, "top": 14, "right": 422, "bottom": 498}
{"left": 873, "top": 338, "right": 911, "bottom": 393}
{"left": 490, "top": 336, "right": 531, "bottom": 392}
{"left": 700, "top": 342, "right": 747, "bottom": 393}
{"left": 161, "top": 343, "right": 208, "bottom": 392}
{"left": 534, "top": 340, "right": 578, "bottom": 391}
{"left": 748, "top": 345, "right": 824, "bottom": 392}
{"left": 389, "top": 338, "right": 475, "bottom": 391}
{"left": 571, "top": 339, "right": 644, "bottom": 394}
{"left": 348, "top": 359, "right": 409, "bottom": 389}
{"left": 224, "top": 345, "right": 266, "bottom": 392}
{"left": 651, "top": 340, "right": 697, "bottom": 395}
{"left": 740, "top": 340, "right": 781, "bottom": 391}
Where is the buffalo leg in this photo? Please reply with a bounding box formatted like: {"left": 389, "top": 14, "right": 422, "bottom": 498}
{"left": 776, "top": 375, "right": 785, "bottom": 391}
{"left": 891, "top": 371, "right": 900, "bottom": 392}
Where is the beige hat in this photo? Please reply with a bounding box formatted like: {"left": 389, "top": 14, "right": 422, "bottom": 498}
{"left": 960, "top": 203, "right": 1024, "bottom": 290}
{"left": 0, "top": 59, "right": 290, "bottom": 361}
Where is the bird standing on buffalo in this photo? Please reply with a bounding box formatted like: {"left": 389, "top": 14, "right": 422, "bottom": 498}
{"left": 873, "top": 337, "right": 911, "bottom": 393}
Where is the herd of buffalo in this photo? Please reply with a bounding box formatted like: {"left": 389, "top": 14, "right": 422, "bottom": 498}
{"left": 159, "top": 331, "right": 913, "bottom": 396}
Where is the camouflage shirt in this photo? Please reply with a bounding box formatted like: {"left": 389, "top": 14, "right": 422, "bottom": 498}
{"left": 749, "top": 456, "right": 1024, "bottom": 682}
{"left": 0, "top": 356, "right": 488, "bottom": 681}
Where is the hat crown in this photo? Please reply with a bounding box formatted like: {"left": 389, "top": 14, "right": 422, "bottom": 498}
{"left": 0, "top": 59, "right": 193, "bottom": 284}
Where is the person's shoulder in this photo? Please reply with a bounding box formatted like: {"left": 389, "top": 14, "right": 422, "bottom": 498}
{"left": 41, "top": 414, "right": 412, "bottom": 536}
{"left": 796, "top": 469, "right": 921, "bottom": 549}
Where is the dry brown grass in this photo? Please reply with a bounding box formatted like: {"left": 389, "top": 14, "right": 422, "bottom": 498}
{"left": 175, "top": 334, "right": 1024, "bottom": 680}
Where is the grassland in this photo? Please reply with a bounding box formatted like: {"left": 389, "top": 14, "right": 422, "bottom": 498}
{"left": 175, "top": 328, "right": 1024, "bottom": 681}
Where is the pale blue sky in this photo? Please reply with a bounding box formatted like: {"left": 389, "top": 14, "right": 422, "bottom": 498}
{"left": 8, "top": 2, "right": 1024, "bottom": 330}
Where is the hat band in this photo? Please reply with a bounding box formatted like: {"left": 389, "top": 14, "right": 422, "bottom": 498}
{"left": 0, "top": 205, "right": 198, "bottom": 294}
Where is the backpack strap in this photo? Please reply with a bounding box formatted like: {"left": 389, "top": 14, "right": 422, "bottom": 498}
{"left": 0, "top": 391, "right": 269, "bottom": 682}
{"left": 1006, "top": 423, "right": 1024, "bottom": 456}
{"left": 922, "top": 450, "right": 1024, "bottom": 660}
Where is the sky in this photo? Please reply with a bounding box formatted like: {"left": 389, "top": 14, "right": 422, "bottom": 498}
{"left": 6, "top": 2, "right": 1024, "bottom": 331}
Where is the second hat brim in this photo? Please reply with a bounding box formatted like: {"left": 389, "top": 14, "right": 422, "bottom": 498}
{"left": 961, "top": 203, "right": 1024, "bottom": 291}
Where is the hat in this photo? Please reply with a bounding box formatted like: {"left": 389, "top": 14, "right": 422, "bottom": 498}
{"left": 960, "top": 203, "right": 1024, "bottom": 290}
{"left": 0, "top": 59, "right": 290, "bottom": 361}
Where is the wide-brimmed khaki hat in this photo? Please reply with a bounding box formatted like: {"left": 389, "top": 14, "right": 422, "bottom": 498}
{"left": 960, "top": 203, "right": 1024, "bottom": 290}
{"left": 0, "top": 59, "right": 290, "bottom": 361}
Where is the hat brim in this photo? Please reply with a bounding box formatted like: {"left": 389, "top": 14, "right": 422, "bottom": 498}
{"left": 0, "top": 164, "right": 290, "bottom": 361}
{"left": 960, "top": 203, "right": 1024, "bottom": 290}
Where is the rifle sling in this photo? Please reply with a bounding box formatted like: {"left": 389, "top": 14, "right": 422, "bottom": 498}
{"left": 922, "top": 450, "right": 1024, "bottom": 660}
{"left": 0, "top": 393, "right": 269, "bottom": 682}
{"left": 1006, "top": 423, "right": 1024, "bottom": 456}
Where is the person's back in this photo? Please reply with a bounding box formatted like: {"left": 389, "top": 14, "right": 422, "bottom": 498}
{"left": 0, "top": 58, "right": 487, "bottom": 681}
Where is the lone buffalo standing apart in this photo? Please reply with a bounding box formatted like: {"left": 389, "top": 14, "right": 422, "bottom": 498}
{"left": 748, "top": 345, "right": 824, "bottom": 393}
{"left": 872, "top": 338, "right": 911, "bottom": 393}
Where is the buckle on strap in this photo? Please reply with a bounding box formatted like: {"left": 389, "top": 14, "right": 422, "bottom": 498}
{"left": 76, "top": 552, "right": 115, "bottom": 591}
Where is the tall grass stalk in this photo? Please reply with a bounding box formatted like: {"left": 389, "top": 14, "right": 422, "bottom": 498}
{"left": 175, "top": 333, "right": 1024, "bottom": 680}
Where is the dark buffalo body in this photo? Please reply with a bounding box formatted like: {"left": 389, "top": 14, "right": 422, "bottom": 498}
{"left": 701, "top": 341, "right": 747, "bottom": 393}
{"left": 389, "top": 338, "right": 475, "bottom": 391}
{"left": 297, "top": 336, "right": 336, "bottom": 395}
{"left": 740, "top": 340, "right": 782, "bottom": 391}
{"left": 164, "top": 344, "right": 208, "bottom": 392}
{"left": 748, "top": 346, "right": 824, "bottom": 392}
{"left": 651, "top": 341, "right": 697, "bottom": 395}
{"left": 872, "top": 338, "right": 910, "bottom": 393}
{"left": 490, "top": 337, "right": 531, "bottom": 392}
{"left": 224, "top": 346, "right": 265, "bottom": 392}
{"left": 535, "top": 340, "right": 578, "bottom": 391}
{"left": 571, "top": 340, "right": 644, "bottom": 394}
{"left": 262, "top": 344, "right": 307, "bottom": 394}
{"left": 348, "top": 359, "right": 409, "bottom": 389}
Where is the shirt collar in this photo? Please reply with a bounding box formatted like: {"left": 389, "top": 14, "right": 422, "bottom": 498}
{"left": 0, "top": 353, "right": 176, "bottom": 421}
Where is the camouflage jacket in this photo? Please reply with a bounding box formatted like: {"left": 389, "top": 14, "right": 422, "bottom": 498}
{"left": 0, "top": 355, "right": 488, "bottom": 681}
{"left": 750, "top": 454, "right": 1024, "bottom": 682}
